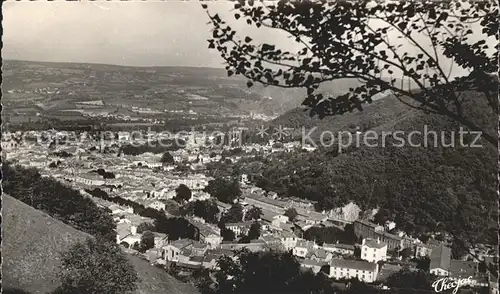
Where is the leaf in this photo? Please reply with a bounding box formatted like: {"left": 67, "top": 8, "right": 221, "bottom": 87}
{"left": 235, "top": 13, "right": 240, "bottom": 20}
{"left": 247, "top": 81, "right": 253, "bottom": 88}
{"left": 228, "top": 70, "right": 234, "bottom": 77}
{"left": 245, "top": 36, "right": 253, "bottom": 43}
{"left": 201, "top": 3, "right": 208, "bottom": 9}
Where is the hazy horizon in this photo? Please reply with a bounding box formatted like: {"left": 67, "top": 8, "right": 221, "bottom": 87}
{"left": 2, "top": 1, "right": 301, "bottom": 68}
{"left": 3, "top": 1, "right": 492, "bottom": 78}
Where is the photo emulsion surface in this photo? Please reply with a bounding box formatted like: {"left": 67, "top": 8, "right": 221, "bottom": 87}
{"left": 1, "top": 1, "right": 498, "bottom": 294}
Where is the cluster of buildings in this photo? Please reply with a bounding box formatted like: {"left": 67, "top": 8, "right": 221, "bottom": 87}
{"left": 2, "top": 129, "right": 498, "bottom": 292}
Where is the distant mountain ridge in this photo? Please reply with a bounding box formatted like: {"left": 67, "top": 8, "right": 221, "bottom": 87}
{"left": 2, "top": 59, "right": 366, "bottom": 119}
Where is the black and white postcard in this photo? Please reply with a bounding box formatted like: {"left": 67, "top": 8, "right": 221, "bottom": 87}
{"left": 1, "top": 1, "right": 498, "bottom": 293}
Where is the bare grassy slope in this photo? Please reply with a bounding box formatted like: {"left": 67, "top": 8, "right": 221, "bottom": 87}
{"left": 2, "top": 194, "right": 199, "bottom": 294}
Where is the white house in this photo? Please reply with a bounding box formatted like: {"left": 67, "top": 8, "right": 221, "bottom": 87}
{"left": 280, "top": 231, "right": 299, "bottom": 251}
{"left": 148, "top": 200, "right": 166, "bottom": 211}
{"left": 293, "top": 240, "right": 317, "bottom": 258}
{"left": 300, "top": 259, "right": 326, "bottom": 274}
{"left": 361, "top": 238, "right": 388, "bottom": 263}
{"left": 414, "top": 243, "right": 433, "bottom": 258}
{"left": 116, "top": 223, "right": 141, "bottom": 248}
{"left": 429, "top": 244, "right": 452, "bottom": 276}
{"left": 226, "top": 221, "right": 254, "bottom": 237}
{"left": 323, "top": 242, "right": 356, "bottom": 256}
{"left": 329, "top": 259, "right": 379, "bottom": 283}
{"left": 271, "top": 215, "right": 289, "bottom": 227}
{"left": 162, "top": 239, "right": 193, "bottom": 262}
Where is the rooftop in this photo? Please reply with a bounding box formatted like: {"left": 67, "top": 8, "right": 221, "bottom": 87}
{"left": 363, "top": 238, "right": 388, "bottom": 249}
{"left": 449, "top": 260, "right": 477, "bottom": 278}
{"left": 301, "top": 259, "right": 326, "bottom": 267}
{"left": 430, "top": 244, "right": 452, "bottom": 271}
{"left": 170, "top": 239, "right": 193, "bottom": 249}
{"left": 323, "top": 243, "right": 355, "bottom": 251}
{"left": 330, "top": 259, "right": 378, "bottom": 272}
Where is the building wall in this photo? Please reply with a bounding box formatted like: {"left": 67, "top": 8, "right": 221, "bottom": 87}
{"left": 430, "top": 268, "right": 450, "bottom": 277}
{"left": 361, "top": 244, "right": 387, "bottom": 263}
{"left": 293, "top": 247, "right": 310, "bottom": 258}
{"left": 329, "top": 266, "right": 377, "bottom": 283}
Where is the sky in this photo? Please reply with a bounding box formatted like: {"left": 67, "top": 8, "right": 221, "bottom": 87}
{"left": 3, "top": 1, "right": 493, "bottom": 76}
{"left": 2, "top": 1, "right": 301, "bottom": 68}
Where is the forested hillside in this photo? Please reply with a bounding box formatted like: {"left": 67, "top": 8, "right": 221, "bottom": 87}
{"left": 235, "top": 91, "right": 497, "bottom": 256}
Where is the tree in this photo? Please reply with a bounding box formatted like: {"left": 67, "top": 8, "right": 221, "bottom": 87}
{"left": 55, "top": 238, "right": 138, "bottom": 294}
{"left": 247, "top": 222, "right": 261, "bottom": 240}
{"left": 221, "top": 227, "right": 236, "bottom": 242}
{"left": 400, "top": 247, "right": 413, "bottom": 260}
{"left": 245, "top": 206, "right": 263, "bottom": 221}
{"left": 204, "top": 1, "right": 498, "bottom": 146}
{"left": 284, "top": 208, "right": 298, "bottom": 222}
{"left": 222, "top": 203, "right": 244, "bottom": 223}
{"left": 385, "top": 269, "right": 434, "bottom": 291}
{"left": 213, "top": 250, "right": 335, "bottom": 294}
{"left": 414, "top": 256, "right": 431, "bottom": 272}
{"left": 204, "top": 178, "right": 242, "bottom": 204}
{"left": 160, "top": 152, "right": 174, "bottom": 164}
{"left": 139, "top": 231, "right": 155, "bottom": 253}
{"left": 182, "top": 200, "right": 220, "bottom": 224}
{"left": 136, "top": 222, "right": 156, "bottom": 234}
{"left": 174, "top": 184, "right": 192, "bottom": 204}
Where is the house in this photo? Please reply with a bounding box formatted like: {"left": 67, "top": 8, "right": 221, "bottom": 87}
{"left": 260, "top": 234, "right": 282, "bottom": 249}
{"left": 220, "top": 242, "right": 267, "bottom": 252}
{"left": 293, "top": 240, "right": 317, "bottom": 258}
{"left": 116, "top": 223, "right": 140, "bottom": 248}
{"left": 429, "top": 244, "right": 452, "bottom": 276}
{"left": 190, "top": 218, "right": 222, "bottom": 248}
{"left": 2, "top": 139, "right": 19, "bottom": 150}
{"left": 300, "top": 259, "right": 326, "bottom": 274}
{"left": 226, "top": 221, "right": 255, "bottom": 237}
{"left": 162, "top": 239, "right": 193, "bottom": 262}
{"left": 385, "top": 221, "right": 396, "bottom": 231}
{"left": 308, "top": 248, "right": 332, "bottom": 262}
{"left": 361, "top": 238, "right": 388, "bottom": 263}
{"left": 271, "top": 215, "right": 289, "bottom": 227}
{"left": 202, "top": 254, "right": 219, "bottom": 270}
{"left": 148, "top": 200, "right": 166, "bottom": 211}
{"left": 323, "top": 242, "right": 356, "bottom": 256}
{"left": 73, "top": 173, "right": 106, "bottom": 186}
{"left": 153, "top": 232, "right": 169, "bottom": 249}
{"left": 414, "top": 242, "right": 433, "bottom": 258}
{"left": 354, "top": 220, "right": 406, "bottom": 250}
{"left": 280, "top": 231, "right": 299, "bottom": 251}
{"left": 329, "top": 259, "right": 379, "bottom": 283}
{"left": 449, "top": 260, "right": 477, "bottom": 278}
{"left": 216, "top": 201, "right": 231, "bottom": 213}
{"left": 191, "top": 241, "right": 209, "bottom": 256}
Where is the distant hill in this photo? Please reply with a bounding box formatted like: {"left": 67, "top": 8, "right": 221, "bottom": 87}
{"left": 2, "top": 59, "right": 365, "bottom": 120}
{"left": 269, "top": 92, "right": 415, "bottom": 139}
{"left": 237, "top": 90, "right": 497, "bottom": 246}
{"left": 2, "top": 194, "right": 199, "bottom": 294}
